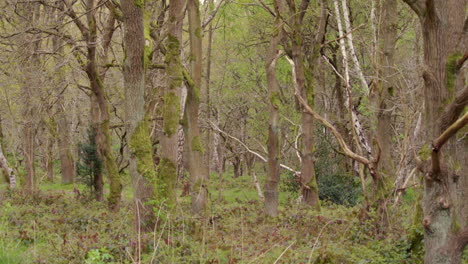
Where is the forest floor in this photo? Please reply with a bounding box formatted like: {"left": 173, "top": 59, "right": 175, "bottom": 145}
{"left": 0, "top": 171, "right": 434, "bottom": 264}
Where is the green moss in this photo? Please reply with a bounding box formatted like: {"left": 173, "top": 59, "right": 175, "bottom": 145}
{"left": 418, "top": 144, "right": 431, "bottom": 161}
{"left": 446, "top": 52, "right": 462, "bottom": 97}
{"left": 270, "top": 91, "right": 281, "bottom": 109}
{"left": 134, "top": 0, "right": 144, "bottom": 8}
{"left": 451, "top": 216, "right": 461, "bottom": 233}
{"left": 191, "top": 135, "right": 204, "bottom": 153}
{"left": 156, "top": 158, "right": 176, "bottom": 206}
{"left": 162, "top": 92, "right": 180, "bottom": 136}
{"left": 129, "top": 121, "right": 155, "bottom": 180}
{"left": 194, "top": 27, "right": 202, "bottom": 39}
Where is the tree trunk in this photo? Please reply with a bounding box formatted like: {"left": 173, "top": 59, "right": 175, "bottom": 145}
{"left": 232, "top": 156, "right": 242, "bottom": 178}
{"left": 264, "top": 1, "right": 284, "bottom": 216}
{"left": 0, "top": 140, "right": 16, "bottom": 190}
{"left": 21, "top": 2, "right": 41, "bottom": 193}
{"left": 286, "top": 0, "right": 320, "bottom": 209}
{"left": 158, "top": 0, "right": 185, "bottom": 206}
{"left": 86, "top": 0, "right": 121, "bottom": 210}
{"left": 369, "top": 0, "right": 399, "bottom": 230}
{"left": 373, "top": 0, "right": 397, "bottom": 179}
{"left": 401, "top": 0, "right": 467, "bottom": 263}
{"left": 203, "top": 0, "right": 215, "bottom": 175}
{"left": 122, "top": 0, "right": 157, "bottom": 231}
{"left": 91, "top": 102, "right": 104, "bottom": 202}
{"left": 57, "top": 93, "right": 75, "bottom": 184}
{"left": 186, "top": 0, "right": 209, "bottom": 215}
{"left": 52, "top": 3, "right": 75, "bottom": 185}
{"left": 46, "top": 137, "right": 54, "bottom": 182}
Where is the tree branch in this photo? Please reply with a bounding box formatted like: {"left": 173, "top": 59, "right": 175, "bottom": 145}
{"left": 433, "top": 112, "right": 468, "bottom": 151}
{"left": 202, "top": 0, "right": 227, "bottom": 28}
{"left": 401, "top": 0, "right": 425, "bottom": 17}
{"left": 209, "top": 121, "right": 300, "bottom": 175}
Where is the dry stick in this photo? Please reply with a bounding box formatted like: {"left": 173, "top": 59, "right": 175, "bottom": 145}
{"left": 247, "top": 237, "right": 288, "bottom": 263}
{"left": 307, "top": 220, "right": 335, "bottom": 264}
{"left": 150, "top": 202, "right": 165, "bottom": 263}
{"left": 273, "top": 241, "right": 296, "bottom": 264}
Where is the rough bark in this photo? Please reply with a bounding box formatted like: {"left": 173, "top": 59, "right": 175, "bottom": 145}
{"left": 373, "top": 0, "right": 398, "bottom": 179}
{"left": 85, "top": 0, "right": 122, "bottom": 210}
{"left": 122, "top": 0, "right": 157, "bottom": 230}
{"left": 158, "top": 0, "right": 185, "bottom": 205}
{"left": 91, "top": 100, "right": 104, "bottom": 201}
{"left": 264, "top": 0, "right": 285, "bottom": 217}
{"left": 401, "top": 0, "right": 467, "bottom": 263}
{"left": 52, "top": 6, "right": 75, "bottom": 185}
{"left": 21, "top": 2, "right": 41, "bottom": 192}
{"left": 285, "top": 0, "right": 320, "bottom": 209}
{"left": 185, "top": 0, "right": 209, "bottom": 215}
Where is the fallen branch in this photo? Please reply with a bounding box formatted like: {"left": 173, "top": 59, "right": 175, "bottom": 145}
{"left": 209, "top": 121, "right": 300, "bottom": 175}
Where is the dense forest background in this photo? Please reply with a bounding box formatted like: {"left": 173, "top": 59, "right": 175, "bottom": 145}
{"left": 0, "top": 0, "right": 466, "bottom": 263}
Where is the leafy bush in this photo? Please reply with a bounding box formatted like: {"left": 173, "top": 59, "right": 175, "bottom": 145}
{"left": 281, "top": 126, "right": 362, "bottom": 206}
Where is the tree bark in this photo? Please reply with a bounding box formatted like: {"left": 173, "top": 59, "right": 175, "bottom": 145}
{"left": 264, "top": 0, "right": 285, "bottom": 217}
{"left": 85, "top": 0, "right": 122, "bottom": 210}
{"left": 0, "top": 140, "right": 16, "bottom": 190}
{"left": 286, "top": 0, "right": 320, "bottom": 209}
{"left": 122, "top": 0, "right": 156, "bottom": 231}
{"left": 158, "top": 0, "right": 185, "bottom": 205}
{"left": 401, "top": 0, "right": 467, "bottom": 263}
{"left": 186, "top": 0, "right": 209, "bottom": 215}
{"left": 372, "top": 0, "right": 398, "bottom": 179}
{"left": 52, "top": 4, "right": 75, "bottom": 185}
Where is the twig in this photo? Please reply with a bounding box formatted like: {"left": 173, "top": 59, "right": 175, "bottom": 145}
{"left": 274, "top": 241, "right": 296, "bottom": 264}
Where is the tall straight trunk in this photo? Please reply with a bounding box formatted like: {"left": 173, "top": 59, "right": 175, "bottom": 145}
{"left": 373, "top": 0, "right": 398, "bottom": 228}
{"left": 91, "top": 98, "right": 104, "bottom": 201}
{"left": 158, "top": 0, "right": 185, "bottom": 205}
{"left": 186, "top": 0, "right": 209, "bottom": 215}
{"left": 57, "top": 96, "right": 75, "bottom": 184}
{"left": 373, "top": 0, "right": 398, "bottom": 179}
{"left": 264, "top": 0, "right": 284, "bottom": 217}
{"left": 402, "top": 0, "right": 467, "bottom": 263}
{"left": 122, "top": 0, "right": 156, "bottom": 230}
{"left": 286, "top": 0, "right": 320, "bottom": 209}
{"left": 86, "top": 0, "right": 121, "bottom": 210}
{"left": 52, "top": 5, "right": 75, "bottom": 184}
{"left": 21, "top": 2, "right": 41, "bottom": 192}
{"left": 46, "top": 137, "right": 54, "bottom": 182}
{"left": 204, "top": 0, "right": 214, "bottom": 174}
{"left": 22, "top": 114, "right": 35, "bottom": 191}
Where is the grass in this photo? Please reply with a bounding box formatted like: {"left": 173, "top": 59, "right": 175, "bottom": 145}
{"left": 0, "top": 168, "right": 430, "bottom": 264}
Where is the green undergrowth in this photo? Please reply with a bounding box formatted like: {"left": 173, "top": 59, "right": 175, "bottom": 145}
{"left": 0, "top": 171, "right": 426, "bottom": 263}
